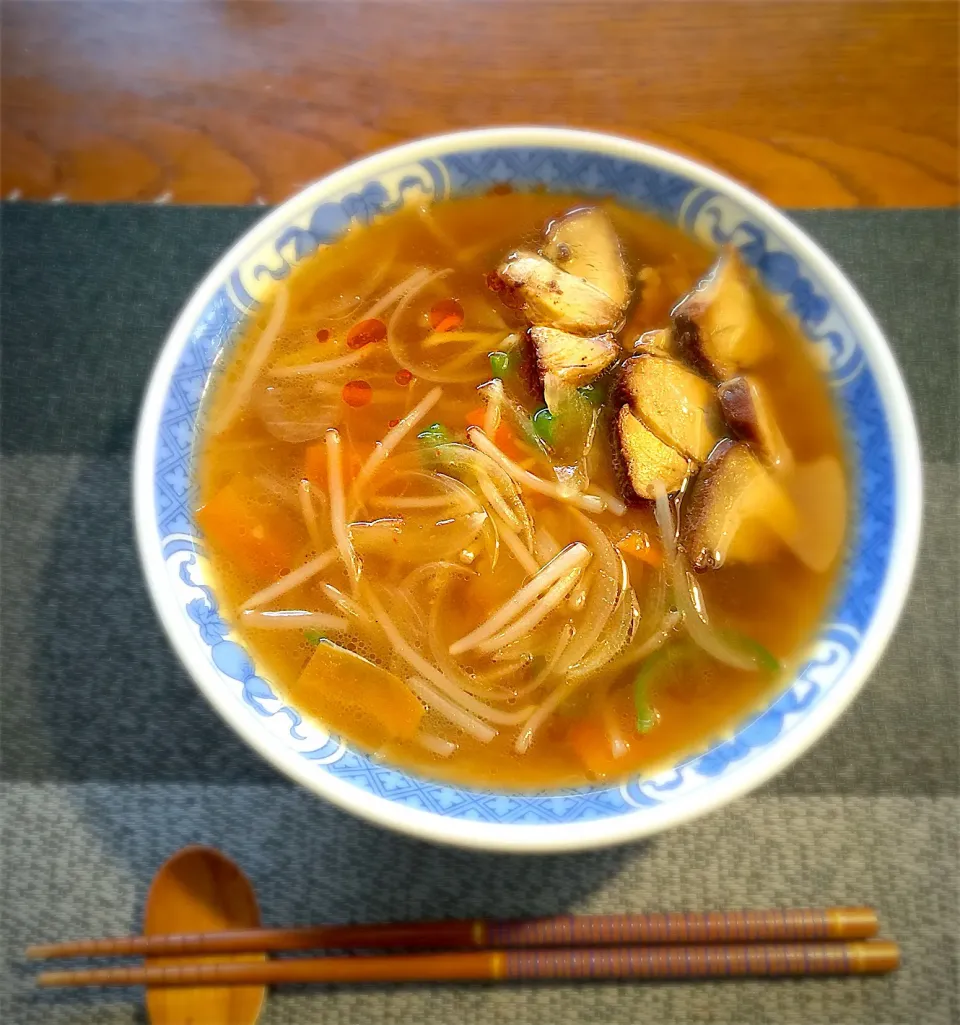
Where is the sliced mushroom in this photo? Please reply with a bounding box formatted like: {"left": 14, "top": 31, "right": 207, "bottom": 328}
{"left": 529, "top": 326, "right": 619, "bottom": 387}
{"left": 619, "top": 354, "right": 722, "bottom": 462}
{"left": 493, "top": 252, "right": 622, "bottom": 334}
{"left": 719, "top": 375, "right": 792, "bottom": 470}
{"left": 615, "top": 404, "right": 689, "bottom": 500}
{"left": 542, "top": 208, "right": 630, "bottom": 310}
{"left": 680, "top": 439, "right": 797, "bottom": 571}
{"left": 673, "top": 249, "right": 771, "bottom": 380}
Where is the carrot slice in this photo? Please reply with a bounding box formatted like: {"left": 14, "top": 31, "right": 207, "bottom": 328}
{"left": 616, "top": 529, "right": 662, "bottom": 567}
{"left": 465, "top": 405, "right": 487, "bottom": 429}
{"left": 567, "top": 718, "right": 631, "bottom": 780}
{"left": 195, "top": 478, "right": 298, "bottom": 578}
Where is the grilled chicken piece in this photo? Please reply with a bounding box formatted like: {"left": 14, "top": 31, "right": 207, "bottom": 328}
{"left": 673, "top": 250, "right": 771, "bottom": 380}
{"left": 619, "top": 354, "right": 722, "bottom": 462}
{"left": 542, "top": 208, "right": 631, "bottom": 310}
{"left": 615, "top": 404, "right": 689, "bottom": 500}
{"left": 719, "top": 375, "right": 792, "bottom": 470}
{"left": 529, "top": 326, "right": 619, "bottom": 387}
{"left": 680, "top": 439, "right": 796, "bottom": 571}
{"left": 493, "top": 252, "right": 622, "bottom": 335}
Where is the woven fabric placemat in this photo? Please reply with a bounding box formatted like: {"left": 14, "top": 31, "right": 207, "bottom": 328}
{"left": 1, "top": 206, "right": 957, "bottom": 1025}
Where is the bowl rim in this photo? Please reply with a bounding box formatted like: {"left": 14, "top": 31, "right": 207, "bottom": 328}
{"left": 133, "top": 126, "right": 922, "bottom": 852}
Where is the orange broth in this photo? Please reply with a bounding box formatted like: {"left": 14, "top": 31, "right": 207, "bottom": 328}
{"left": 195, "top": 193, "right": 846, "bottom": 790}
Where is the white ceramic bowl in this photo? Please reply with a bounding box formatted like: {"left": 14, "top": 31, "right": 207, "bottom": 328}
{"left": 134, "top": 128, "right": 921, "bottom": 852}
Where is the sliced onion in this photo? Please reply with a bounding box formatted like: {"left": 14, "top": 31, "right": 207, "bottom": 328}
{"left": 568, "top": 585, "right": 638, "bottom": 681}
{"left": 652, "top": 480, "right": 759, "bottom": 671}
{"left": 431, "top": 444, "right": 532, "bottom": 547}
{"left": 349, "top": 510, "right": 487, "bottom": 563}
{"left": 399, "top": 560, "right": 475, "bottom": 598}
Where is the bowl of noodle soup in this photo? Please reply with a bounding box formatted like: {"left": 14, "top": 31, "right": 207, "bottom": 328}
{"left": 134, "top": 128, "right": 920, "bottom": 851}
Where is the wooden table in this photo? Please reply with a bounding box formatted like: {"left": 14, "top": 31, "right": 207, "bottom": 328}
{"left": 2, "top": 0, "right": 956, "bottom": 207}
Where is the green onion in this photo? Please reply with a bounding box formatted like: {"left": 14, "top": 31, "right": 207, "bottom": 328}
{"left": 489, "top": 351, "right": 514, "bottom": 378}
{"left": 417, "top": 422, "right": 453, "bottom": 448}
{"left": 304, "top": 629, "right": 326, "bottom": 646}
{"left": 633, "top": 646, "right": 671, "bottom": 733}
{"left": 718, "top": 631, "right": 781, "bottom": 673}
{"left": 532, "top": 407, "right": 555, "bottom": 445}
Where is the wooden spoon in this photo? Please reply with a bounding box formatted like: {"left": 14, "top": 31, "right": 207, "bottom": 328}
{"left": 143, "top": 845, "right": 266, "bottom": 1025}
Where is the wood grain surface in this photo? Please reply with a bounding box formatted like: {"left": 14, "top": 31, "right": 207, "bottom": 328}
{"left": 2, "top": 0, "right": 957, "bottom": 207}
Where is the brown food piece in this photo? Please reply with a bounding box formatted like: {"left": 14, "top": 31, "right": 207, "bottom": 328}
{"left": 680, "top": 439, "right": 797, "bottom": 571}
{"left": 615, "top": 404, "right": 690, "bottom": 500}
{"left": 673, "top": 249, "right": 771, "bottom": 380}
{"left": 541, "top": 207, "right": 630, "bottom": 310}
{"left": 529, "top": 326, "right": 619, "bottom": 387}
{"left": 619, "top": 354, "right": 722, "bottom": 462}
{"left": 719, "top": 375, "right": 792, "bottom": 470}
{"left": 493, "top": 251, "right": 622, "bottom": 334}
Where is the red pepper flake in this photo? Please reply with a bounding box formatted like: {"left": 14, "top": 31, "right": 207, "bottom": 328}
{"left": 346, "top": 318, "right": 387, "bottom": 350}
{"left": 428, "top": 298, "right": 464, "bottom": 333}
{"left": 394, "top": 368, "right": 413, "bottom": 386}
{"left": 341, "top": 380, "right": 373, "bottom": 408}
{"left": 488, "top": 182, "right": 512, "bottom": 196}
{"left": 315, "top": 328, "right": 330, "bottom": 343}
{"left": 387, "top": 417, "right": 401, "bottom": 429}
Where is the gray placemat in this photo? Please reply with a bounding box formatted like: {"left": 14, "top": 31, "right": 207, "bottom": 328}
{"left": 1, "top": 206, "right": 957, "bottom": 1025}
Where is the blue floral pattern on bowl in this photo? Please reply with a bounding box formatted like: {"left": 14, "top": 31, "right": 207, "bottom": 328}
{"left": 139, "top": 133, "right": 915, "bottom": 846}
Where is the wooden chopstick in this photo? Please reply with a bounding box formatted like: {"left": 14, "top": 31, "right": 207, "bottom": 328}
{"left": 26, "top": 906, "right": 878, "bottom": 960}
{"left": 35, "top": 940, "right": 900, "bottom": 988}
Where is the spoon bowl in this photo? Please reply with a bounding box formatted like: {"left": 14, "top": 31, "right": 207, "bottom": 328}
{"left": 143, "top": 845, "right": 265, "bottom": 1025}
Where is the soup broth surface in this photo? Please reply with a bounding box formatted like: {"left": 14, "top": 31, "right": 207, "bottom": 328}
{"left": 196, "top": 192, "right": 846, "bottom": 790}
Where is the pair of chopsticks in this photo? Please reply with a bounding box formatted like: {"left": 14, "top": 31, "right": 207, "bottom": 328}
{"left": 29, "top": 907, "right": 899, "bottom": 987}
